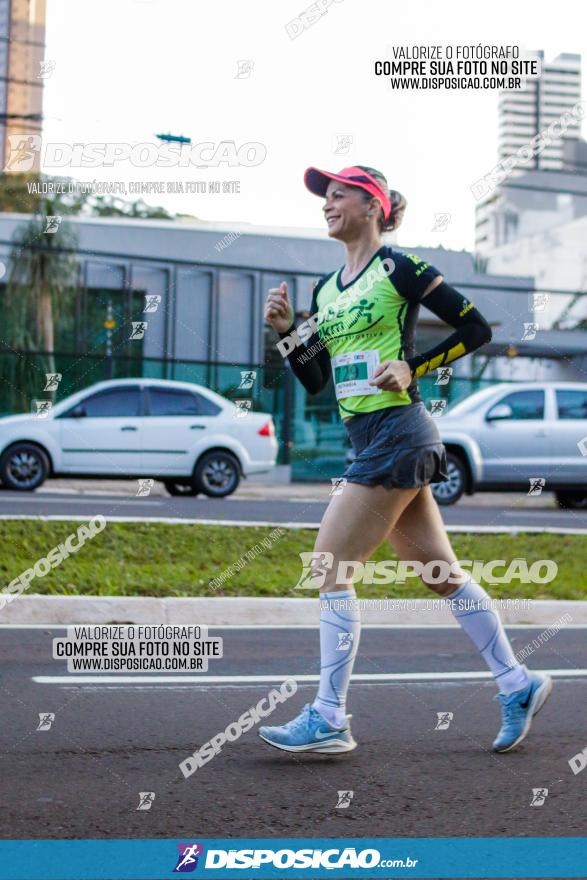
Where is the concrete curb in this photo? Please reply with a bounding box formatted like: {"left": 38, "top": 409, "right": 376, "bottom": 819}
{"left": 1, "top": 595, "right": 585, "bottom": 626}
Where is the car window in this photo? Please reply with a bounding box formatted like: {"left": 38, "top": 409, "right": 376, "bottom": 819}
{"left": 147, "top": 387, "right": 220, "bottom": 416}
{"left": 57, "top": 387, "right": 142, "bottom": 418}
{"left": 556, "top": 389, "right": 587, "bottom": 419}
{"left": 76, "top": 387, "right": 142, "bottom": 417}
{"left": 488, "top": 390, "right": 545, "bottom": 420}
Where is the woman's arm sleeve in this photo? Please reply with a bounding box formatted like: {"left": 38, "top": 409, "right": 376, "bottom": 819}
{"left": 405, "top": 281, "right": 493, "bottom": 379}
{"left": 276, "top": 285, "right": 331, "bottom": 395}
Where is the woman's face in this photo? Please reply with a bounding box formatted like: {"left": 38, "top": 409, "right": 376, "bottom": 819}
{"left": 323, "top": 180, "right": 376, "bottom": 240}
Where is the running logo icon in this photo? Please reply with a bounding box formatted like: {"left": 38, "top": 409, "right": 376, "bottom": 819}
{"left": 434, "top": 367, "right": 452, "bottom": 385}
{"left": 3, "top": 134, "right": 41, "bottom": 172}
{"left": 136, "top": 791, "right": 155, "bottom": 811}
{"left": 530, "top": 788, "right": 548, "bottom": 806}
{"left": 235, "top": 60, "right": 254, "bottom": 79}
{"left": 37, "top": 713, "right": 55, "bottom": 731}
{"left": 129, "top": 321, "right": 148, "bottom": 340}
{"left": 233, "top": 399, "right": 252, "bottom": 418}
{"left": 143, "top": 294, "right": 162, "bottom": 313}
{"left": 333, "top": 134, "right": 354, "bottom": 155}
{"left": 432, "top": 212, "right": 451, "bottom": 232}
{"left": 330, "top": 477, "right": 347, "bottom": 496}
{"left": 44, "top": 216, "right": 62, "bottom": 234}
{"left": 531, "top": 293, "right": 549, "bottom": 312}
{"left": 38, "top": 59, "right": 56, "bottom": 79}
{"left": 435, "top": 711, "right": 453, "bottom": 730}
{"left": 336, "top": 632, "right": 354, "bottom": 651}
{"left": 239, "top": 370, "right": 257, "bottom": 389}
{"left": 429, "top": 399, "right": 447, "bottom": 417}
{"left": 44, "top": 373, "right": 62, "bottom": 392}
{"left": 34, "top": 400, "right": 53, "bottom": 419}
{"left": 294, "top": 551, "right": 334, "bottom": 590}
{"left": 528, "top": 477, "right": 546, "bottom": 496}
{"left": 173, "top": 843, "right": 204, "bottom": 873}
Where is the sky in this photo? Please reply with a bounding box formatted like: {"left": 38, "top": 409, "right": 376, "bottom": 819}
{"left": 40, "top": 0, "right": 586, "bottom": 253}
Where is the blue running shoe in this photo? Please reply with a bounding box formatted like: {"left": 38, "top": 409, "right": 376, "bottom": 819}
{"left": 492, "top": 668, "right": 553, "bottom": 753}
{"left": 258, "top": 703, "right": 356, "bottom": 753}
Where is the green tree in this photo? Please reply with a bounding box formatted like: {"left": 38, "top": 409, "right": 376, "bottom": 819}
{"left": 0, "top": 172, "right": 197, "bottom": 220}
{"left": 1, "top": 201, "right": 79, "bottom": 412}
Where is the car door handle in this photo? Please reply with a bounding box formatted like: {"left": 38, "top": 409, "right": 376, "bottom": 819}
{"left": 190, "top": 424, "right": 206, "bottom": 430}
{"left": 120, "top": 426, "right": 138, "bottom": 432}
{"left": 535, "top": 430, "right": 547, "bottom": 437}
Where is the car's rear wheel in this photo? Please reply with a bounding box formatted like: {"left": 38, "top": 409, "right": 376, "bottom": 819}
{"left": 555, "top": 490, "right": 587, "bottom": 510}
{"left": 0, "top": 443, "right": 49, "bottom": 491}
{"left": 163, "top": 480, "right": 200, "bottom": 497}
{"left": 194, "top": 451, "right": 240, "bottom": 498}
{"left": 431, "top": 452, "right": 466, "bottom": 506}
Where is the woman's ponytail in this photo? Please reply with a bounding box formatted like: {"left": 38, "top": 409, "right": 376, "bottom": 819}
{"left": 354, "top": 165, "right": 406, "bottom": 233}
{"left": 386, "top": 189, "right": 406, "bottom": 232}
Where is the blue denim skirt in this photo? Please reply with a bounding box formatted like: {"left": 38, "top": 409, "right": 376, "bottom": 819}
{"left": 342, "top": 402, "right": 449, "bottom": 489}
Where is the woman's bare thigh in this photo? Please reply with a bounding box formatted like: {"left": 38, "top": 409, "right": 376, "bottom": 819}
{"left": 310, "top": 481, "right": 420, "bottom": 593}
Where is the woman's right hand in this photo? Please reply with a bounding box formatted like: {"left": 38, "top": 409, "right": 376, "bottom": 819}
{"left": 264, "top": 281, "right": 294, "bottom": 334}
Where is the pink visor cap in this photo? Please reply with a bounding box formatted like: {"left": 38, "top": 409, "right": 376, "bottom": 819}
{"left": 304, "top": 165, "right": 392, "bottom": 221}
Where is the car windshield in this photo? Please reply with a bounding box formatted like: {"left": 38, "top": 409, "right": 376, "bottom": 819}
{"left": 443, "top": 388, "right": 498, "bottom": 415}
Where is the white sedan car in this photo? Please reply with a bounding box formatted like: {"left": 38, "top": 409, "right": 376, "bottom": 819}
{"left": 0, "top": 378, "right": 278, "bottom": 497}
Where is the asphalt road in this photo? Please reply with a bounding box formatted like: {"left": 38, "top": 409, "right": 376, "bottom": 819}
{"left": 1, "top": 625, "right": 585, "bottom": 846}
{"left": 1, "top": 489, "right": 587, "bottom": 530}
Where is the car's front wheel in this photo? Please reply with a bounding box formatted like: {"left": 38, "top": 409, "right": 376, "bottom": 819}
{"left": 163, "top": 480, "right": 200, "bottom": 497}
{"left": 555, "top": 490, "right": 587, "bottom": 510}
{"left": 194, "top": 451, "right": 240, "bottom": 498}
{"left": 0, "top": 443, "right": 49, "bottom": 491}
{"left": 431, "top": 452, "right": 466, "bottom": 506}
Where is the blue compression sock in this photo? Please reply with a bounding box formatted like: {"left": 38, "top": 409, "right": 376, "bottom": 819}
{"left": 313, "top": 589, "right": 361, "bottom": 727}
{"left": 448, "top": 578, "right": 529, "bottom": 694}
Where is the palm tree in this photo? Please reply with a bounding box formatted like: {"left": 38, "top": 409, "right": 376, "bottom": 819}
{"left": 1, "top": 199, "right": 79, "bottom": 412}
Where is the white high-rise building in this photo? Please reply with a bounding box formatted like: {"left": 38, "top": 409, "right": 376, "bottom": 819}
{"left": 498, "top": 51, "right": 581, "bottom": 170}
{"left": 475, "top": 51, "right": 587, "bottom": 333}
{"left": 476, "top": 50, "right": 587, "bottom": 257}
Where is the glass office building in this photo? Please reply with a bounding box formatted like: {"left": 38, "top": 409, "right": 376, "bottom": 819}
{"left": 0, "top": 212, "right": 569, "bottom": 480}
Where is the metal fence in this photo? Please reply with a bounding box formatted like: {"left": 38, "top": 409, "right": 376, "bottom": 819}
{"left": 0, "top": 349, "right": 526, "bottom": 481}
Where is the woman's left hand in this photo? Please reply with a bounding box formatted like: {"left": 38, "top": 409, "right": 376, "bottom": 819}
{"left": 368, "top": 360, "right": 413, "bottom": 392}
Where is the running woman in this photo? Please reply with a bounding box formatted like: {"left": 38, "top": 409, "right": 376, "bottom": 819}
{"left": 259, "top": 165, "right": 552, "bottom": 755}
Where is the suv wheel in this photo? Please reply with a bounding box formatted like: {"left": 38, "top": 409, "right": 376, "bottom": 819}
{"left": 164, "top": 480, "right": 200, "bottom": 497}
{"left": 0, "top": 443, "right": 49, "bottom": 491}
{"left": 194, "top": 451, "right": 240, "bottom": 498}
{"left": 555, "top": 490, "right": 587, "bottom": 510}
{"left": 431, "top": 452, "right": 466, "bottom": 506}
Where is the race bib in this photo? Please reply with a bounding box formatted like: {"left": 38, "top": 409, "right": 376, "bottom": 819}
{"left": 331, "top": 350, "right": 382, "bottom": 400}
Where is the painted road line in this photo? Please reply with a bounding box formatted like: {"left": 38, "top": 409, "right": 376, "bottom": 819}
{"left": 33, "top": 669, "right": 587, "bottom": 686}
{"left": 0, "top": 498, "right": 164, "bottom": 506}
{"left": 37, "top": 488, "right": 150, "bottom": 497}
{"left": 4, "top": 623, "right": 587, "bottom": 630}
{"left": 0, "top": 514, "right": 586, "bottom": 534}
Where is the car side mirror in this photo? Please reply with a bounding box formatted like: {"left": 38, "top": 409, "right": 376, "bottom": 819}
{"left": 486, "top": 403, "right": 513, "bottom": 421}
{"left": 70, "top": 405, "right": 87, "bottom": 418}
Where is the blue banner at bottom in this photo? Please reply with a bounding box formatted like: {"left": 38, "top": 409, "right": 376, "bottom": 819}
{"left": 0, "top": 838, "right": 585, "bottom": 879}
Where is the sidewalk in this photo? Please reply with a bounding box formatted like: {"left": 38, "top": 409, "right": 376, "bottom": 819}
{"left": 1, "top": 595, "right": 584, "bottom": 626}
